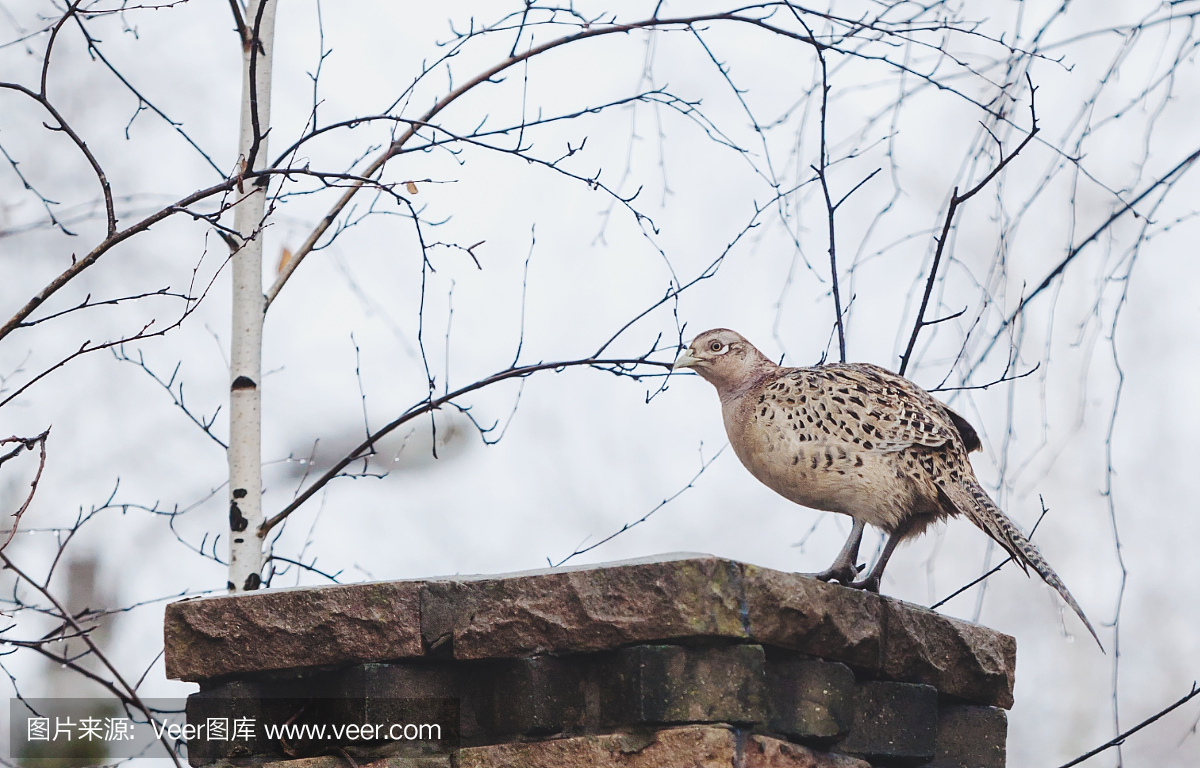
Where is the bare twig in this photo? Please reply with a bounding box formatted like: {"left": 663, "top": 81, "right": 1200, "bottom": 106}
{"left": 112, "top": 348, "right": 227, "bottom": 449}
{"left": 258, "top": 354, "right": 674, "bottom": 536}
{"left": 0, "top": 429, "right": 49, "bottom": 552}
{"left": 1055, "top": 683, "right": 1200, "bottom": 768}
{"left": 0, "top": 177, "right": 240, "bottom": 344}
{"left": 899, "top": 75, "right": 1040, "bottom": 376}
{"left": 969, "top": 141, "right": 1200, "bottom": 377}
{"left": 930, "top": 501, "right": 1048, "bottom": 610}
{"left": 228, "top": 0, "right": 249, "bottom": 47}
{"left": 262, "top": 7, "right": 949, "bottom": 308}
{"left": 0, "top": 553, "right": 184, "bottom": 767}
{"left": 550, "top": 444, "right": 727, "bottom": 568}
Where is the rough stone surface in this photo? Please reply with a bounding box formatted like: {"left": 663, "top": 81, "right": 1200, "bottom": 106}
{"left": 206, "top": 760, "right": 449, "bottom": 768}
{"left": 426, "top": 555, "right": 749, "bottom": 660}
{"left": 880, "top": 599, "right": 1017, "bottom": 709}
{"left": 931, "top": 705, "right": 1008, "bottom": 768}
{"left": 742, "top": 565, "right": 884, "bottom": 670}
{"left": 744, "top": 735, "right": 873, "bottom": 768}
{"left": 740, "top": 567, "right": 1016, "bottom": 709}
{"left": 837, "top": 680, "right": 938, "bottom": 765}
{"left": 164, "top": 554, "right": 1014, "bottom": 711}
{"left": 599, "top": 644, "right": 766, "bottom": 726}
{"left": 165, "top": 581, "right": 422, "bottom": 681}
{"left": 456, "top": 725, "right": 868, "bottom": 768}
{"left": 765, "top": 655, "right": 857, "bottom": 740}
{"left": 486, "top": 655, "right": 588, "bottom": 737}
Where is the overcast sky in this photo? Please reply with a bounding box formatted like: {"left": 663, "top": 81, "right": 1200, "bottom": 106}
{"left": 2, "top": 2, "right": 1199, "bottom": 765}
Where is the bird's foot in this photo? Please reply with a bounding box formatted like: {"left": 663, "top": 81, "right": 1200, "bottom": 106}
{"left": 806, "top": 562, "right": 864, "bottom": 586}
{"left": 847, "top": 573, "right": 881, "bottom": 593}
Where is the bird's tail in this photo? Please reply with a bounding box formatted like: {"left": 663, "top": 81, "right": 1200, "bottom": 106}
{"left": 943, "top": 480, "right": 1103, "bottom": 650}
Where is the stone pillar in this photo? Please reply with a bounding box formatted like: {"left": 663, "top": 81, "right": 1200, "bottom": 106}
{"left": 164, "top": 554, "right": 1013, "bottom": 768}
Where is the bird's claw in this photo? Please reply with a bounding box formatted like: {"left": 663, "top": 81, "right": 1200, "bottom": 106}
{"left": 806, "top": 561, "right": 864, "bottom": 586}
{"left": 848, "top": 573, "right": 881, "bottom": 593}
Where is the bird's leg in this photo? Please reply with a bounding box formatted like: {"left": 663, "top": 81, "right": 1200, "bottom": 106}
{"left": 807, "top": 517, "right": 866, "bottom": 585}
{"left": 850, "top": 519, "right": 916, "bottom": 593}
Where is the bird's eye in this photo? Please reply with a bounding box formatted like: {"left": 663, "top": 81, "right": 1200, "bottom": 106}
{"left": 709, "top": 340, "right": 723, "bottom": 352}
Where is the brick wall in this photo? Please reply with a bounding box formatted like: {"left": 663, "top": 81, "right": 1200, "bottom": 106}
{"left": 165, "top": 554, "right": 1011, "bottom": 767}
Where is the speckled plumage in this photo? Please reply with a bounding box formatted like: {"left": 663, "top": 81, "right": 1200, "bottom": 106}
{"left": 674, "top": 328, "right": 1099, "bottom": 646}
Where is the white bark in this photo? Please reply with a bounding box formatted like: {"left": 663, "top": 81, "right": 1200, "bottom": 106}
{"left": 227, "top": 0, "right": 277, "bottom": 593}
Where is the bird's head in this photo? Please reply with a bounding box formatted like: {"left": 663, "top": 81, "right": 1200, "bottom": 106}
{"left": 673, "top": 328, "right": 775, "bottom": 395}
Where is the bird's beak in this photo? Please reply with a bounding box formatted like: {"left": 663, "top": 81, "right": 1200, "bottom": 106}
{"left": 673, "top": 349, "right": 700, "bottom": 370}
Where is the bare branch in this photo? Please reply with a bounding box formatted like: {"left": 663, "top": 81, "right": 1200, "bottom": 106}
{"left": 0, "top": 177, "right": 240, "bottom": 344}
{"left": 1056, "top": 683, "right": 1200, "bottom": 768}
{"left": 112, "top": 349, "right": 227, "bottom": 449}
{"left": 0, "top": 552, "right": 184, "bottom": 767}
{"left": 930, "top": 501, "right": 1048, "bottom": 610}
{"left": 899, "top": 76, "right": 1040, "bottom": 376}
{"left": 227, "top": 0, "right": 249, "bottom": 47}
{"left": 0, "top": 429, "right": 49, "bottom": 552}
{"left": 262, "top": 9, "right": 835, "bottom": 308}
{"left": 970, "top": 142, "right": 1200, "bottom": 375}
{"left": 259, "top": 354, "right": 674, "bottom": 536}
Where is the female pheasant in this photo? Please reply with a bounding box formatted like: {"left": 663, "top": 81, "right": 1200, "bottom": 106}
{"left": 673, "top": 328, "right": 1099, "bottom": 647}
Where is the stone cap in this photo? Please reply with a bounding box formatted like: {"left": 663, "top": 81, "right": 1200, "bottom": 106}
{"left": 164, "top": 554, "right": 1015, "bottom": 708}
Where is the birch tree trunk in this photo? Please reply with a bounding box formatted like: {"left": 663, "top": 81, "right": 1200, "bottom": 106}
{"left": 227, "top": 0, "right": 277, "bottom": 593}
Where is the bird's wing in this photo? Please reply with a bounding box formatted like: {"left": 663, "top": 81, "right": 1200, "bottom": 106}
{"left": 940, "top": 402, "right": 982, "bottom": 453}
{"left": 785, "top": 363, "right": 967, "bottom": 453}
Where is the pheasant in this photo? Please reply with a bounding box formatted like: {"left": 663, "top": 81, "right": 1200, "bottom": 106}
{"left": 673, "top": 327, "right": 1100, "bottom": 647}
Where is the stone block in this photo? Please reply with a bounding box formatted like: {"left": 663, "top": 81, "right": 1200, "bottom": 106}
{"left": 427, "top": 554, "right": 749, "bottom": 661}
{"left": 837, "top": 680, "right": 938, "bottom": 766}
{"left": 419, "top": 581, "right": 466, "bottom": 657}
{"left": 165, "top": 581, "right": 423, "bottom": 681}
{"left": 931, "top": 705, "right": 1007, "bottom": 768}
{"left": 320, "top": 662, "right": 464, "bottom": 748}
{"left": 765, "top": 655, "right": 856, "bottom": 740}
{"left": 599, "top": 644, "right": 766, "bottom": 726}
{"left": 741, "top": 565, "right": 884, "bottom": 670}
{"left": 456, "top": 725, "right": 870, "bottom": 768}
{"left": 485, "top": 655, "right": 587, "bottom": 737}
{"left": 324, "top": 661, "right": 457, "bottom": 703}
{"left": 880, "top": 599, "right": 1016, "bottom": 709}
{"left": 185, "top": 680, "right": 270, "bottom": 764}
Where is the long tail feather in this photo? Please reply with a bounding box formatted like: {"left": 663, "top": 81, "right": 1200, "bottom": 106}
{"left": 944, "top": 481, "right": 1103, "bottom": 650}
